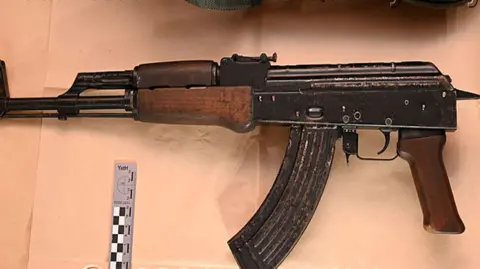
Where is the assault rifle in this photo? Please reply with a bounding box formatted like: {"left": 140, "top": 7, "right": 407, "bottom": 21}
{"left": 0, "top": 54, "right": 478, "bottom": 269}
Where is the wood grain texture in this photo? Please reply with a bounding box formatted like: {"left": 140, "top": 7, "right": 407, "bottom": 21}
{"left": 135, "top": 86, "right": 254, "bottom": 133}
{"left": 397, "top": 131, "right": 465, "bottom": 234}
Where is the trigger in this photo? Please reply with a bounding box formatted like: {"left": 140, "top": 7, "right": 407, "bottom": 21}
{"left": 377, "top": 129, "right": 391, "bottom": 155}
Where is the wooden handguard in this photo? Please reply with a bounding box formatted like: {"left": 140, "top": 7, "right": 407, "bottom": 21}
{"left": 397, "top": 129, "right": 465, "bottom": 234}
{"left": 134, "top": 86, "right": 254, "bottom": 133}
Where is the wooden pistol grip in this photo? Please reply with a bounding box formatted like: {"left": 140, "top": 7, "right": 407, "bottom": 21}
{"left": 134, "top": 86, "right": 254, "bottom": 133}
{"left": 397, "top": 129, "right": 465, "bottom": 234}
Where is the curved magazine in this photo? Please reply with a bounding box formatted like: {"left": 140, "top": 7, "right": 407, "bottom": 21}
{"left": 227, "top": 125, "right": 338, "bottom": 269}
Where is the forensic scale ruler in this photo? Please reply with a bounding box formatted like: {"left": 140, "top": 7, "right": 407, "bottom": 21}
{"left": 109, "top": 162, "right": 138, "bottom": 269}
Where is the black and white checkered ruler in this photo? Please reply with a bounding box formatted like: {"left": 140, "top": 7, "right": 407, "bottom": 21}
{"left": 109, "top": 162, "right": 137, "bottom": 269}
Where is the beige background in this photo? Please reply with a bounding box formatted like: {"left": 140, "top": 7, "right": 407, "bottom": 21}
{"left": 0, "top": 0, "right": 479, "bottom": 269}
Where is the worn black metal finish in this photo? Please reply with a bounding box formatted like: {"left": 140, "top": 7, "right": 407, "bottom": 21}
{"left": 5, "top": 96, "right": 129, "bottom": 111}
{"left": 185, "top": 0, "right": 474, "bottom": 10}
{"left": 228, "top": 126, "right": 338, "bottom": 269}
{"left": 219, "top": 53, "right": 271, "bottom": 89}
{"left": 218, "top": 59, "right": 458, "bottom": 130}
{"left": 53, "top": 70, "right": 135, "bottom": 119}
{"left": 1, "top": 95, "right": 133, "bottom": 119}
{"left": 185, "top": 0, "right": 262, "bottom": 10}
{"left": 253, "top": 81, "right": 457, "bottom": 129}
{"left": 1, "top": 113, "right": 132, "bottom": 119}
{"left": 59, "top": 71, "right": 135, "bottom": 98}
{"left": 400, "top": 0, "right": 472, "bottom": 7}
{"left": 0, "top": 60, "right": 9, "bottom": 99}
{"left": 342, "top": 129, "right": 359, "bottom": 163}
{"left": 266, "top": 61, "right": 442, "bottom": 78}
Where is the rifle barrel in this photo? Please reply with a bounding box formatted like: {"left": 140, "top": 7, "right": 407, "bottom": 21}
{"left": 3, "top": 95, "right": 130, "bottom": 111}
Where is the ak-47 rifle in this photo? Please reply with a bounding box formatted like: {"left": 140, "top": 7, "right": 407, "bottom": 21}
{"left": 185, "top": 0, "right": 477, "bottom": 10}
{"left": 0, "top": 54, "right": 478, "bottom": 269}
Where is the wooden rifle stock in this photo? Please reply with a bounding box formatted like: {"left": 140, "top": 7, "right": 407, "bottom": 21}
{"left": 134, "top": 86, "right": 255, "bottom": 133}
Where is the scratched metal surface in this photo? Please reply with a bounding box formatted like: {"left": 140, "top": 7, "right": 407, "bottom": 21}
{"left": 228, "top": 126, "right": 339, "bottom": 269}
{"left": 3, "top": 0, "right": 476, "bottom": 269}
